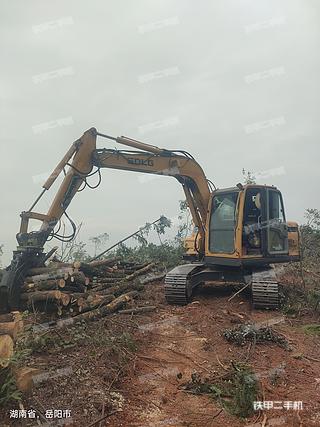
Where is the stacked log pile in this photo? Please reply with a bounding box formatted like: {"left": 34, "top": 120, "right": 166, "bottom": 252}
{"left": 20, "top": 257, "right": 163, "bottom": 318}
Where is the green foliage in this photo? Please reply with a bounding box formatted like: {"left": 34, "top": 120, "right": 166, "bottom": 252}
{"left": 133, "top": 215, "right": 172, "bottom": 245}
{"left": 223, "top": 364, "right": 259, "bottom": 418}
{"left": 176, "top": 200, "right": 193, "bottom": 240}
{"left": 114, "top": 241, "right": 184, "bottom": 269}
{"left": 281, "top": 283, "right": 320, "bottom": 316}
{"left": 302, "top": 324, "right": 320, "bottom": 335}
{"left": 154, "top": 215, "right": 172, "bottom": 235}
{"left": 111, "top": 208, "right": 188, "bottom": 269}
{"left": 299, "top": 209, "right": 320, "bottom": 266}
{"left": 58, "top": 202, "right": 189, "bottom": 268}
{"left": 282, "top": 208, "right": 320, "bottom": 315}
{"left": 0, "top": 368, "right": 21, "bottom": 406}
{"left": 305, "top": 208, "right": 320, "bottom": 228}
{"left": 242, "top": 169, "right": 256, "bottom": 185}
{"left": 16, "top": 327, "right": 65, "bottom": 357}
{"left": 116, "top": 332, "right": 137, "bottom": 353}
{"left": 185, "top": 364, "right": 259, "bottom": 419}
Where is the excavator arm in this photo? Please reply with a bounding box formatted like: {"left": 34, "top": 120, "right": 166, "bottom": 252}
{"left": 18, "top": 128, "right": 97, "bottom": 249}
{"left": 0, "top": 128, "right": 211, "bottom": 311}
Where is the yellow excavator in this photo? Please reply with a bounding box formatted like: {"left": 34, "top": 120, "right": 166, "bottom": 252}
{"left": 0, "top": 128, "right": 300, "bottom": 312}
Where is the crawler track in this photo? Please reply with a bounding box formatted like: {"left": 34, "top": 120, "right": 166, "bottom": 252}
{"left": 251, "top": 268, "right": 279, "bottom": 309}
{"left": 164, "top": 264, "right": 201, "bottom": 305}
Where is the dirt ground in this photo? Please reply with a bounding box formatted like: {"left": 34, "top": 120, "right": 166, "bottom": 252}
{"left": 1, "top": 279, "right": 320, "bottom": 427}
{"left": 105, "top": 283, "right": 320, "bottom": 427}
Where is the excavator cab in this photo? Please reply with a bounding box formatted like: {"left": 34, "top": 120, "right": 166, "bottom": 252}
{"left": 204, "top": 184, "right": 299, "bottom": 266}
{"left": 166, "top": 184, "right": 300, "bottom": 308}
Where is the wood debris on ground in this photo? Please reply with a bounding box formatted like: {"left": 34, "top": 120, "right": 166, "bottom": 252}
{"left": 223, "top": 323, "right": 290, "bottom": 349}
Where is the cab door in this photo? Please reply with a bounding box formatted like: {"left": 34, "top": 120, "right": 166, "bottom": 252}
{"left": 265, "top": 189, "right": 288, "bottom": 255}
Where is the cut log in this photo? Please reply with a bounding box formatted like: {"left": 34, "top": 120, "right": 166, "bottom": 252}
{"left": 96, "top": 280, "right": 144, "bottom": 297}
{"left": 20, "top": 290, "right": 62, "bottom": 305}
{"left": 75, "top": 297, "right": 85, "bottom": 307}
{"left": 92, "top": 277, "right": 120, "bottom": 285}
{"left": 91, "top": 282, "right": 120, "bottom": 292}
{"left": 0, "top": 313, "right": 23, "bottom": 340}
{"left": 62, "top": 285, "right": 87, "bottom": 293}
{"left": 69, "top": 291, "right": 91, "bottom": 300}
{"left": 74, "top": 291, "right": 138, "bottom": 321}
{"left": 0, "top": 334, "right": 14, "bottom": 367}
{"left": 58, "top": 279, "right": 66, "bottom": 288}
{"left": 124, "top": 262, "right": 150, "bottom": 271}
{"left": 95, "top": 286, "right": 118, "bottom": 296}
{"left": 67, "top": 271, "right": 89, "bottom": 286}
{"left": 140, "top": 273, "right": 166, "bottom": 285}
{"left": 0, "top": 313, "right": 15, "bottom": 323}
{"left": 102, "top": 291, "right": 138, "bottom": 314}
{"left": 50, "top": 261, "right": 75, "bottom": 268}
{"left": 0, "top": 322, "right": 19, "bottom": 339}
{"left": 74, "top": 258, "right": 119, "bottom": 276}
{"left": 25, "top": 267, "right": 74, "bottom": 283}
{"left": 21, "top": 283, "right": 35, "bottom": 292}
{"left": 27, "top": 265, "right": 73, "bottom": 276}
{"left": 22, "top": 278, "right": 66, "bottom": 292}
{"left": 73, "top": 261, "right": 81, "bottom": 269}
{"left": 77, "top": 294, "right": 115, "bottom": 313}
{"left": 124, "top": 263, "right": 155, "bottom": 281}
{"left": 119, "top": 306, "right": 156, "bottom": 314}
{"left": 60, "top": 293, "right": 71, "bottom": 306}
{"left": 14, "top": 367, "right": 41, "bottom": 392}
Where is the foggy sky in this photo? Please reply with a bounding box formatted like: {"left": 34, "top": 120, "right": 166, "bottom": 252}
{"left": 0, "top": 0, "right": 319, "bottom": 264}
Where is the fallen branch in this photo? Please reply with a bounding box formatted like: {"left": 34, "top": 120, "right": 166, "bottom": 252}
{"left": 119, "top": 306, "right": 156, "bottom": 315}
{"left": 228, "top": 282, "right": 250, "bottom": 302}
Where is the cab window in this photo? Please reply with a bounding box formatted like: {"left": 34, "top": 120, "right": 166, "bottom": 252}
{"left": 209, "top": 191, "right": 238, "bottom": 253}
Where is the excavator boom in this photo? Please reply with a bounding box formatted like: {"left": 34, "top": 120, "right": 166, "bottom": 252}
{"left": 16, "top": 128, "right": 211, "bottom": 253}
